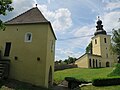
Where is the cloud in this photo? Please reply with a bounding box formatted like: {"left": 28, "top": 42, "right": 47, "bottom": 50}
{"left": 105, "top": 1, "right": 120, "bottom": 11}
{"left": 55, "top": 48, "right": 83, "bottom": 60}
{"left": 102, "top": 11, "right": 120, "bottom": 31}
{"left": 55, "top": 25, "right": 96, "bottom": 61}
{"left": 12, "top": 0, "right": 36, "bottom": 13}
{"left": 52, "top": 8, "right": 72, "bottom": 32}
{"left": 38, "top": 4, "right": 72, "bottom": 32}
{"left": 0, "top": 0, "right": 36, "bottom": 21}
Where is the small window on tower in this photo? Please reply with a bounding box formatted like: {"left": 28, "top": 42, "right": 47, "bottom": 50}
{"left": 25, "top": 32, "right": 32, "bottom": 42}
{"left": 106, "top": 53, "right": 108, "bottom": 58}
{"left": 104, "top": 38, "right": 107, "bottom": 43}
{"left": 95, "top": 39, "right": 97, "bottom": 44}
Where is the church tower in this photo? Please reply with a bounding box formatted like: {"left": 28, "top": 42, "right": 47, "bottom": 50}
{"left": 92, "top": 17, "right": 115, "bottom": 67}
{"left": 75, "top": 17, "right": 117, "bottom": 68}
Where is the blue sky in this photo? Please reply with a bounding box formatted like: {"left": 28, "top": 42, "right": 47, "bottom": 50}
{"left": 0, "top": 0, "right": 120, "bottom": 60}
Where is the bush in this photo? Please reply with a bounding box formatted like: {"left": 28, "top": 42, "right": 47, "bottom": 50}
{"left": 92, "top": 77, "right": 120, "bottom": 86}
{"left": 65, "top": 77, "right": 81, "bottom": 84}
{"left": 108, "top": 64, "right": 120, "bottom": 76}
{"left": 65, "top": 77, "right": 81, "bottom": 89}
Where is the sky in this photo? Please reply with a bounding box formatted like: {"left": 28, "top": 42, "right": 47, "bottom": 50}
{"left": 0, "top": 0, "right": 120, "bottom": 61}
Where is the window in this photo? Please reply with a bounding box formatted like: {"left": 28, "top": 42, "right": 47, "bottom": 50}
{"left": 25, "top": 32, "right": 32, "bottom": 42}
{"left": 95, "top": 39, "right": 97, "bottom": 44}
{"left": 104, "top": 38, "right": 107, "bottom": 43}
{"left": 4, "top": 42, "right": 11, "bottom": 56}
{"left": 51, "top": 40, "right": 55, "bottom": 52}
{"left": 106, "top": 53, "right": 108, "bottom": 58}
{"left": 106, "top": 62, "right": 110, "bottom": 67}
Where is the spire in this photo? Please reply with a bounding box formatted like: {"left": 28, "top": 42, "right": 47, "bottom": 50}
{"left": 36, "top": 4, "right": 37, "bottom": 7}
{"left": 94, "top": 16, "right": 107, "bottom": 36}
{"left": 96, "top": 17, "right": 104, "bottom": 30}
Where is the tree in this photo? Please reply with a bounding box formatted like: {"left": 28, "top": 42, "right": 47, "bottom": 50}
{"left": 0, "top": 0, "right": 13, "bottom": 29}
{"left": 68, "top": 56, "right": 76, "bottom": 63}
{"left": 111, "top": 28, "right": 120, "bottom": 62}
{"left": 86, "top": 41, "right": 92, "bottom": 54}
{"left": 64, "top": 59, "right": 69, "bottom": 64}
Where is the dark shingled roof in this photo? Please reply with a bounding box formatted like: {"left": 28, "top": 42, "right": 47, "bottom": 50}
{"left": 5, "top": 7, "right": 57, "bottom": 40}
{"left": 5, "top": 7, "right": 48, "bottom": 24}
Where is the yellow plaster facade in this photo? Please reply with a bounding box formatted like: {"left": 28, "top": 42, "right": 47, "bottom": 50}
{"left": 0, "top": 7, "right": 56, "bottom": 88}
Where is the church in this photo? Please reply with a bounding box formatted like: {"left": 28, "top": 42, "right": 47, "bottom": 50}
{"left": 0, "top": 6, "right": 56, "bottom": 88}
{"left": 75, "top": 18, "right": 117, "bottom": 68}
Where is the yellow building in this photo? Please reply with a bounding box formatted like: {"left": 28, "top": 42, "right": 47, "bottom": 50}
{"left": 0, "top": 7, "right": 56, "bottom": 88}
{"left": 75, "top": 18, "right": 117, "bottom": 68}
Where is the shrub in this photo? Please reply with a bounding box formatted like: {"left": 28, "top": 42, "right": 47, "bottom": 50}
{"left": 65, "top": 77, "right": 81, "bottom": 89}
{"left": 108, "top": 64, "right": 120, "bottom": 76}
{"left": 92, "top": 77, "right": 120, "bottom": 86}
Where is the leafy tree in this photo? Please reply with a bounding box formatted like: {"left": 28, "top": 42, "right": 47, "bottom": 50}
{"left": 58, "top": 60, "right": 62, "bottom": 64}
{"left": 64, "top": 59, "right": 69, "bottom": 64}
{"left": 111, "top": 28, "right": 120, "bottom": 62}
{"left": 0, "top": 0, "right": 13, "bottom": 29}
{"left": 86, "top": 41, "right": 92, "bottom": 54}
{"left": 68, "top": 56, "right": 76, "bottom": 63}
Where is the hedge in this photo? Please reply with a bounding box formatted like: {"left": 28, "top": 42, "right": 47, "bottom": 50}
{"left": 92, "top": 78, "right": 120, "bottom": 86}
{"left": 65, "top": 77, "right": 90, "bottom": 89}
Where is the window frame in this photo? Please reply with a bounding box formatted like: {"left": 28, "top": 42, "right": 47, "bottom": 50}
{"left": 25, "top": 32, "right": 32, "bottom": 42}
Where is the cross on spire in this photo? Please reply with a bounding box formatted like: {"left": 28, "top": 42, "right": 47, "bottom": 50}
{"left": 98, "top": 16, "right": 100, "bottom": 20}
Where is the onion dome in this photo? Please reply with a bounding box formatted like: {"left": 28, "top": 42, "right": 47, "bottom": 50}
{"left": 94, "top": 17, "right": 107, "bottom": 36}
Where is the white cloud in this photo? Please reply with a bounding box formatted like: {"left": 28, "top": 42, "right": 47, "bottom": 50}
{"left": 12, "top": 0, "right": 35, "bottom": 13}
{"left": 102, "top": 11, "right": 120, "bottom": 31}
{"left": 52, "top": 8, "right": 72, "bottom": 31}
{"left": 71, "top": 25, "right": 95, "bottom": 48}
{"left": 55, "top": 48, "right": 83, "bottom": 60}
{"left": 106, "top": 2, "right": 120, "bottom": 11}
{"left": 38, "top": 4, "right": 72, "bottom": 32}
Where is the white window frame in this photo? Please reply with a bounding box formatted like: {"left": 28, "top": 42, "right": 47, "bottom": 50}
{"left": 25, "top": 32, "right": 32, "bottom": 42}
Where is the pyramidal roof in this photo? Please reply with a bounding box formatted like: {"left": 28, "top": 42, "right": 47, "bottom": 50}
{"left": 6, "top": 7, "right": 48, "bottom": 24}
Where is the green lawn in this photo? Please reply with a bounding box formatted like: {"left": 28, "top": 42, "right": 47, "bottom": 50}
{"left": 54, "top": 67, "right": 113, "bottom": 84}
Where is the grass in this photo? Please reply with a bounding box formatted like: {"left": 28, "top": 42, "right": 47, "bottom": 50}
{"left": 54, "top": 67, "right": 113, "bottom": 84}
{"left": 54, "top": 67, "right": 120, "bottom": 90}
{"left": 81, "top": 85, "right": 120, "bottom": 90}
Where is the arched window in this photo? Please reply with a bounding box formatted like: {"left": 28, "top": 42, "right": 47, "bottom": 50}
{"left": 106, "top": 62, "right": 110, "bottom": 67}
{"left": 25, "top": 32, "right": 32, "bottom": 42}
{"left": 106, "top": 53, "right": 108, "bottom": 58}
{"left": 95, "top": 39, "right": 97, "bottom": 44}
{"left": 104, "top": 38, "right": 107, "bottom": 43}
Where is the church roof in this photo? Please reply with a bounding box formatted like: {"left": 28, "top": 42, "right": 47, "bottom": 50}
{"left": 77, "top": 53, "right": 101, "bottom": 60}
{"left": 5, "top": 7, "right": 57, "bottom": 40}
{"left": 5, "top": 7, "right": 48, "bottom": 24}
